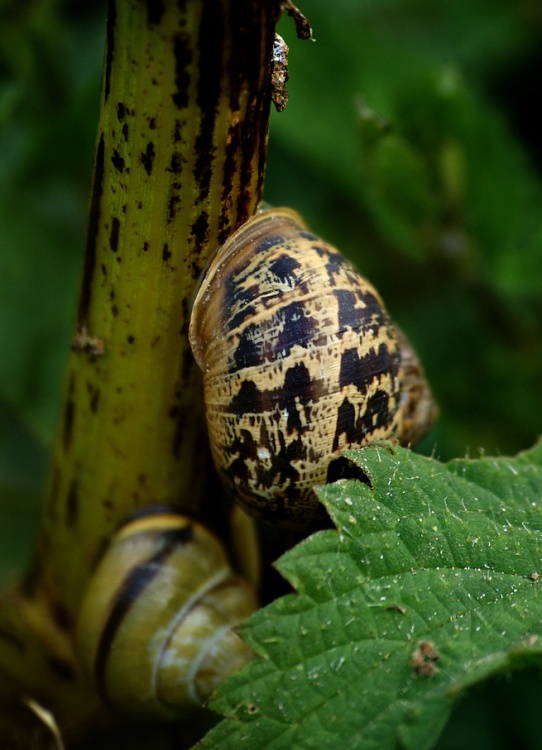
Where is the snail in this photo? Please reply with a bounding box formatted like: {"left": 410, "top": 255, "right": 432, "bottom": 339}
{"left": 75, "top": 507, "right": 258, "bottom": 720}
{"left": 189, "top": 207, "right": 437, "bottom": 527}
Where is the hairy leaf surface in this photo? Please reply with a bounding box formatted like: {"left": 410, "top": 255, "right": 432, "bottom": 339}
{"left": 198, "top": 441, "right": 542, "bottom": 750}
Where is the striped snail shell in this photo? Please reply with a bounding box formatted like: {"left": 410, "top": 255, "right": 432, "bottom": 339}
{"left": 75, "top": 507, "right": 258, "bottom": 719}
{"left": 189, "top": 207, "right": 437, "bottom": 528}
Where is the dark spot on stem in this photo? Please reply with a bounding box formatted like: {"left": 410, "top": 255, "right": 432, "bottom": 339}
{"left": 65, "top": 479, "right": 79, "bottom": 528}
{"left": 145, "top": 0, "right": 164, "bottom": 25}
{"left": 173, "top": 119, "right": 182, "bottom": 142}
{"left": 172, "top": 34, "right": 192, "bottom": 109}
{"left": 168, "top": 192, "right": 180, "bottom": 221}
{"left": 104, "top": 0, "right": 116, "bottom": 103}
{"left": 111, "top": 149, "right": 124, "bottom": 172}
{"left": 191, "top": 211, "right": 209, "bottom": 246}
{"left": 220, "top": 121, "right": 240, "bottom": 221}
{"left": 109, "top": 217, "right": 120, "bottom": 252}
{"left": 140, "top": 142, "right": 155, "bottom": 175}
{"left": 63, "top": 374, "right": 75, "bottom": 451}
{"left": 63, "top": 400, "right": 75, "bottom": 452}
{"left": 193, "top": 1, "right": 224, "bottom": 202}
{"left": 48, "top": 464, "right": 61, "bottom": 523}
{"left": 169, "top": 153, "right": 183, "bottom": 174}
{"left": 89, "top": 387, "right": 100, "bottom": 413}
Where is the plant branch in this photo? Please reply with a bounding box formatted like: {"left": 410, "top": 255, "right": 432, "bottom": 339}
{"left": 0, "top": 0, "right": 280, "bottom": 741}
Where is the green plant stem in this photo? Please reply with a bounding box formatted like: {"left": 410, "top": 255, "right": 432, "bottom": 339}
{"left": 30, "top": 0, "right": 279, "bottom": 620}
{"left": 0, "top": 0, "right": 280, "bottom": 740}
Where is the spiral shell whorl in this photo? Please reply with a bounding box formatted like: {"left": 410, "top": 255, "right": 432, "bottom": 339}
{"left": 189, "top": 209, "right": 424, "bottom": 527}
{"left": 75, "top": 510, "right": 257, "bottom": 719}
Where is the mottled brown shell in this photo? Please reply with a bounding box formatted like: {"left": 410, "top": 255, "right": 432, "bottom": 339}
{"left": 189, "top": 208, "right": 436, "bottom": 527}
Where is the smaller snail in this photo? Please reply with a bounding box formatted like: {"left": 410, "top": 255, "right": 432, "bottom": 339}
{"left": 189, "top": 208, "right": 436, "bottom": 527}
{"left": 75, "top": 507, "right": 258, "bottom": 720}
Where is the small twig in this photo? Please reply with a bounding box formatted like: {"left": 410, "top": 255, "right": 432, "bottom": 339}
{"left": 282, "top": 0, "right": 313, "bottom": 40}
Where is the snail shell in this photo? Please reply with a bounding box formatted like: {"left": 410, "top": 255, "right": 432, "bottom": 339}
{"left": 189, "top": 208, "right": 436, "bottom": 527}
{"left": 75, "top": 507, "right": 258, "bottom": 719}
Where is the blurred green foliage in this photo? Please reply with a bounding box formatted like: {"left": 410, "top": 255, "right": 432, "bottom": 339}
{"left": 0, "top": 1, "right": 541, "bottom": 745}
{"left": 0, "top": 0, "right": 103, "bottom": 585}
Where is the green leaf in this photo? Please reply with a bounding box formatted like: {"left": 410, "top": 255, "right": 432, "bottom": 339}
{"left": 197, "top": 442, "right": 542, "bottom": 750}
